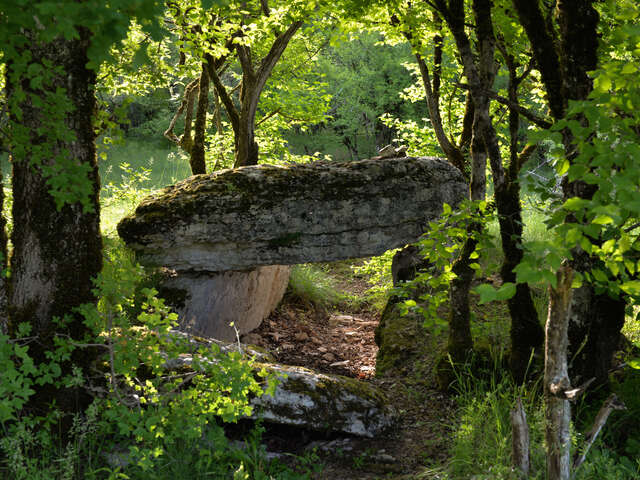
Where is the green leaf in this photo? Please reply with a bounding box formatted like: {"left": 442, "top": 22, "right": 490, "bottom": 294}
{"left": 592, "top": 214, "right": 614, "bottom": 225}
{"left": 474, "top": 284, "right": 497, "bottom": 305}
{"left": 629, "top": 358, "right": 640, "bottom": 370}
{"left": 620, "top": 280, "right": 640, "bottom": 296}
{"left": 494, "top": 282, "right": 517, "bottom": 301}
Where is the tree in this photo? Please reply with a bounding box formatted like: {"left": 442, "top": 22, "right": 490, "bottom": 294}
{"left": 511, "top": 0, "right": 627, "bottom": 389}
{"left": 0, "top": 0, "right": 164, "bottom": 420}
{"left": 164, "top": 0, "right": 318, "bottom": 170}
{"left": 384, "top": 0, "right": 547, "bottom": 375}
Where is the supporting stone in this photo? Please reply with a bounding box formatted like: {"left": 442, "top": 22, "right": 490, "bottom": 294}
{"left": 160, "top": 265, "right": 290, "bottom": 342}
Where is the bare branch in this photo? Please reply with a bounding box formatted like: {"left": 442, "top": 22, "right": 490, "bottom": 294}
{"left": 456, "top": 83, "right": 552, "bottom": 129}
{"left": 573, "top": 394, "right": 626, "bottom": 472}
{"left": 164, "top": 79, "right": 199, "bottom": 145}
{"left": 207, "top": 59, "right": 240, "bottom": 132}
{"left": 511, "top": 397, "right": 530, "bottom": 477}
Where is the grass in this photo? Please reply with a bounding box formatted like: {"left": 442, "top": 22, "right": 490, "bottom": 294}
{"left": 99, "top": 138, "right": 191, "bottom": 235}
{"left": 286, "top": 264, "right": 348, "bottom": 310}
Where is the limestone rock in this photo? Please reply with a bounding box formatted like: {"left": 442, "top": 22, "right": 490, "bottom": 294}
{"left": 117, "top": 157, "right": 466, "bottom": 272}
{"left": 253, "top": 363, "right": 396, "bottom": 437}
{"left": 165, "top": 348, "right": 396, "bottom": 437}
{"left": 160, "top": 266, "right": 290, "bottom": 342}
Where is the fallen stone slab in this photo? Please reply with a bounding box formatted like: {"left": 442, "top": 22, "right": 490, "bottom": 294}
{"left": 160, "top": 265, "right": 290, "bottom": 342}
{"left": 117, "top": 157, "right": 466, "bottom": 272}
{"left": 166, "top": 351, "right": 396, "bottom": 437}
{"left": 254, "top": 363, "right": 396, "bottom": 437}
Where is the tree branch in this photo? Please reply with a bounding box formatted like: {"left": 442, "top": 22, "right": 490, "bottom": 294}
{"left": 456, "top": 83, "right": 552, "bottom": 129}
{"left": 164, "top": 79, "right": 199, "bottom": 146}
{"left": 255, "top": 20, "right": 303, "bottom": 93}
{"left": 207, "top": 58, "right": 240, "bottom": 132}
{"left": 573, "top": 394, "right": 626, "bottom": 472}
{"left": 511, "top": 0, "right": 565, "bottom": 119}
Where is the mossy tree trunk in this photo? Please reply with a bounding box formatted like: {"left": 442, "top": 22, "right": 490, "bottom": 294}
{"left": 190, "top": 63, "right": 209, "bottom": 175}
{"left": 512, "top": 0, "right": 626, "bottom": 388}
{"left": 5, "top": 29, "right": 102, "bottom": 416}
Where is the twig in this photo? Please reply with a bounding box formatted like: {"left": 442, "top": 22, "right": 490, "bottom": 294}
{"left": 572, "top": 394, "right": 626, "bottom": 475}
{"left": 456, "top": 82, "right": 552, "bottom": 129}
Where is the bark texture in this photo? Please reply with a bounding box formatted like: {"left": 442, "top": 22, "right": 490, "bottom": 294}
{"left": 190, "top": 63, "right": 209, "bottom": 175}
{"left": 544, "top": 265, "right": 574, "bottom": 480}
{"left": 0, "top": 170, "right": 7, "bottom": 334}
{"left": 511, "top": 397, "right": 530, "bottom": 477}
{"left": 6, "top": 29, "right": 102, "bottom": 415}
{"left": 513, "top": 0, "right": 625, "bottom": 387}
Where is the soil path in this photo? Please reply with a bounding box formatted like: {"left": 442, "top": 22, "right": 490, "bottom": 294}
{"left": 240, "top": 263, "right": 457, "bottom": 479}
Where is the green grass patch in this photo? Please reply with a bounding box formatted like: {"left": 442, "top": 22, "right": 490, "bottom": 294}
{"left": 286, "top": 264, "right": 347, "bottom": 309}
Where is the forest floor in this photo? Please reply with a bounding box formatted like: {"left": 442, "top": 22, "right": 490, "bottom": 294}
{"left": 239, "top": 262, "right": 458, "bottom": 479}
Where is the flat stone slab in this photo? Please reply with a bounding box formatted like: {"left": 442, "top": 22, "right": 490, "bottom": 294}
{"left": 117, "top": 157, "right": 466, "bottom": 272}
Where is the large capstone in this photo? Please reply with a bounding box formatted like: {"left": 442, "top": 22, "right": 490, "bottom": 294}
{"left": 117, "top": 157, "right": 467, "bottom": 272}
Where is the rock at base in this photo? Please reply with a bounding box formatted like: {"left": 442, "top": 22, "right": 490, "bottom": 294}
{"left": 252, "top": 363, "right": 396, "bottom": 437}
{"left": 160, "top": 265, "right": 290, "bottom": 342}
{"left": 375, "top": 297, "right": 427, "bottom": 376}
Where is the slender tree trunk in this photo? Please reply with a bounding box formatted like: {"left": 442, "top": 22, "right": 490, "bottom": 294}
{"left": 190, "top": 63, "right": 209, "bottom": 175}
{"left": 447, "top": 108, "right": 487, "bottom": 361}
{"left": 499, "top": 191, "right": 544, "bottom": 380}
{"left": 0, "top": 170, "right": 7, "bottom": 334}
{"left": 544, "top": 264, "right": 574, "bottom": 480}
{"left": 6, "top": 29, "right": 102, "bottom": 416}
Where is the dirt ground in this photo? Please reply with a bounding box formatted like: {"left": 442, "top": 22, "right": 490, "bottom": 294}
{"left": 239, "top": 265, "right": 458, "bottom": 479}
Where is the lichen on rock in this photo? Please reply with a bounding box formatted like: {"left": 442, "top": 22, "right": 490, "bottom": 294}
{"left": 252, "top": 363, "right": 396, "bottom": 437}
{"left": 117, "top": 156, "right": 467, "bottom": 272}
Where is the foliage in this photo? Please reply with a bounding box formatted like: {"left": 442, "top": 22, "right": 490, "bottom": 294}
{"left": 0, "top": 0, "right": 166, "bottom": 210}
{"left": 350, "top": 249, "right": 397, "bottom": 307}
{"left": 0, "top": 238, "right": 279, "bottom": 476}
{"left": 396, "top": 201, "right": 494, "bottom": 328}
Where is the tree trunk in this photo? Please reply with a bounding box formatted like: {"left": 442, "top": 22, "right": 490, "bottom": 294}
{"left": 512, "top": 0, "right": 625, "bottom": 388}
{"left": 5, "top": 29, "right": 102, "bottom": 416}
{"left": 545, "top": 264, "right": 574, "bottom": 480}
{"left": 190, "top": 63, "right": 209, "bottom": 175}
{"left": 447, "top": 108, "right": 487, "bottom": 361}
{"left": 234, "top": 111, "right": 260, "bottom": 167}
{"left": 0, "top": 170, "right": 7, "bottom": 334}
{"left": 567, "top": 280, "right": 626, "bottom": 387}
{"left": 496, "top": 181, "right": 544, "bottom": 380}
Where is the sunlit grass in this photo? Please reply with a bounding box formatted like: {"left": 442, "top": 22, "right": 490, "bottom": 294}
{"left": 99, "top": 138, "right": 191, "bottom": 235}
